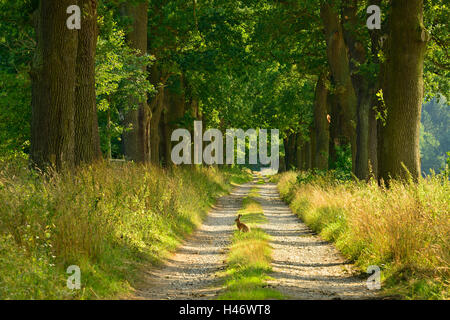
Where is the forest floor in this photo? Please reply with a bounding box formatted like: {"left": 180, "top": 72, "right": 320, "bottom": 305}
{"left": 131, "top": 174, "right": 375, "bottom": 300}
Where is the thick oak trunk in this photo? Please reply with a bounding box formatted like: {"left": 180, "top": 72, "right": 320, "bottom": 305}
{"left": 379, "top": 0, "right": 428, "bottom": 182}
{"left": 285, "top": 134, "right": 296, "bottom": 170}
{"left": 309, "top": 128, "right": 316, "bottom": 169}
{"left": 342, "top": 1, "right": 372, "bottom": 180}
{"left": 366, "top": 0, "right": 382, "bottom": 179}
{"left": 163, "top": 76, "right": 186, "bottom": 166}
{"left": 355, "top": 82, "right": 371, "bottom": 180}
{"left": 283, "top": 138, "right": 290, "bottom": 170}
{"left": 122, "top": 2, "right": 150, "bottom": 163}
{"left": 74, "top": 0, "right": 101, "bottom": 165}
{"left": 295, "top": 133, "right": 303, "bottom": 170}
{"left": 321, "top": 3, "right": 358, "bottom": 172}
{"left": 150, "top": 87, "right": 165, "bottom": 165}
{"left": 368, "top": 105, "right": 378, "bottom": 177}
{"left": 313, "top": 73, "right": 330, "bottom": 170}
{"left": 31, "top": 0, "right": 78, "bottom": 170}
{"left": 328, "top": 93, "right": 343, "bottom": 168}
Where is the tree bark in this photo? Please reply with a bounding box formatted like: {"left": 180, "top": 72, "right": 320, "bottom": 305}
{"left": 309, "top": 127, "right": 316, "bottom": 170}
{"left": 313, "top": 73, "right": 330, "bottom": 170}
{"left": 163, "top": 75, "right": 186, "bottom": 166}
{"left": 122, "top": 2, "right": 150, "bottom": 163}
{"left": 320, "top": 3, "right": 358, "bottom": 172}
{"left": 74, "top": 0, "right": 101, "bottom": 165}
{"left": 106, "top": 105, "right": 112, "bottom": 160}
{"left": 31, "top": 0, "right": 78, "bottom": 170}
{"left": 283, "top": 138, "right": 290, "bottom": 170}
{"left": 379, "top": 0, "right": 428, "bottom": 182}
{"left": 341, "top": 0, "right": 372, "bottom": 180}
{"left": 300, "top": 138, "right": 311, "bottom": 171}
{"left": 368, "top": 104, "right": 378, "bottom": 177}
{"left": 355, "top": 81, "right": 371, "bottom": 180}
{"left": 190, "top": 97, "right": 201, "bottom": 165}
{"left": 286, "top": 134, "right": 296, "bottom": 170}
{"left": 150, "top": 86, "right": 165, "bottom": 165}
{"left": 328, "top": 93, "right": 343, "bottom": 169}
{"left": 295, "top": 133, "right": 303, "bottom": 170}
{"left": 367, "top": 0, "right": 382, "bottom": 179}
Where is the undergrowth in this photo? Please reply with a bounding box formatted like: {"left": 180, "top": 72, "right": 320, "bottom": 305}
{"left": 276, "top": 170, "right": 449, "bottom": 299}
{"left": 0, "top": 155, "right": 251, "bottom": 299}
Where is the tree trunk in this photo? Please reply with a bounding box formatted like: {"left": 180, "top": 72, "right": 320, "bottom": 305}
{"left": 279, "top": 143, "right": 287, "bottom": 172}
{"left": 304, "top": 133, "right": 313, "bottom": 170}
{"left": 283, "top": 138, "right": 290, "bottom": 170}
{"left": 30, "top": 0, "right": 78, "bottom": 170}
{"left": 355, "top": 82, "right": 371, "bottom": 180}
{"left": 313, "top": 73, "right": 329, "bottom": 170}
{"left": 295, "top": 133, "right": 303, "bottom": 170}
{"left": 379, "top": 0, "right": 428, "bottom": 182}
{"left": 321, "top": 3, "right": 358, "bottom": 172}
{"left": 74, "top": 0, "right": 101, "bottom": 165}
{"left": 368, "top": 104, "right": 378, "bottom": 177}
{"left": 367, "top": 0, "right": 382, "bottom": 179}
{"left": 301, "top": 138, "right": 311, "bottom": 171}
{"left": 309, "top": 127, "right": 316, "bottom": 169}
{"left": 286, "top": 134, "right": 296, "bottom": 170}
{"left": 328, "top": 93, "right": 341, "bottom": 169}
{"left": 106, "top": 106, "right": 112, "bottom": 160}
{"left": 190, "top": 97, "right": 200, "bottom": 165}
{"left": 162, "top": 99, "right": 170, "bottom": 166}
{"left": 150, "top": 87, "right": 165, "bottom": 165}
{"left": 341, "top": 0, "right": 372, "bottom": 180}
{"left": 122, "top": 2, "right": 150, "bottom": 163}
{"left": 163, "top": 75, "right": 186, "bottom": 166}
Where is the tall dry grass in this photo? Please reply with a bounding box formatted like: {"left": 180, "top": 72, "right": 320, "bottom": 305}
{"left": 277, "top": 171, "right": 449, "bottom": 299}
{"left": 0, "top": 156, "right": 250, "bottom": 299}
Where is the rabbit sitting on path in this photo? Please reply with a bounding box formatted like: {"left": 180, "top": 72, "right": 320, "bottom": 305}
{"left": 235, "top": 214, "right": 250, "bottom": 233}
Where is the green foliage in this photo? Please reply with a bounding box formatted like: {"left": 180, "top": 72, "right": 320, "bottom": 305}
{"left": 0, "top": 71, "right": 31, "bottom": 155}
{"left": 329, "top": 144, "right": 353, "bottom": 181}
{"left": 420, "top": 97, "right": 450, "bottom": 175}
{"left": 423, "top": 0, "right": 449, "bottom": 100}
{"left": 0, "top": 0, "right": 33, "bottom": 155}
{"left": 95, "top": 11, "right": 155, "bottom": 158}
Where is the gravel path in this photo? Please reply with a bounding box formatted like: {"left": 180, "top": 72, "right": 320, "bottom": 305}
{"left": 133, "top": 182, "right": 253, "bottom": 300}
{"left": 133, "top": 176, "right": 375, "bottom": 300}
{"left": 259, "top": 180, "right": 374, "bottom": 299}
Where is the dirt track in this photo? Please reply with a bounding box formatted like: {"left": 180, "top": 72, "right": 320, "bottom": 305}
{"left": 259, "top": 181, "right": 373, "bottom": 299}
{"left": 132, "top": 176, "right": 374, "bottom": 300}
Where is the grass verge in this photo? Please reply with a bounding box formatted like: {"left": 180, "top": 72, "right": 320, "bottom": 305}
{"left": 276, "top": 171, "right": 449, "bottom": 300}
{"left": 0, "top": 155, "right": 252, "bottom": 299}
{"left": 218, "top": 187, "right": 283, "bottom": 300}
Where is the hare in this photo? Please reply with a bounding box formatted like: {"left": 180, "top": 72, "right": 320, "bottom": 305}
{"left": 235, "top": 214, "right": 250, "bottom": 233}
